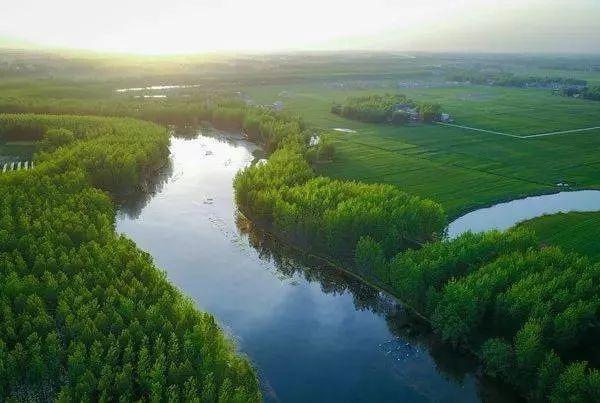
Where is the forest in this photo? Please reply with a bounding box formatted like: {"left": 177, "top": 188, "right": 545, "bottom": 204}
{"left": 0, "top": 114, "right": 260, "bottom": 401}
{"left": 330, "top": 94, "right": 442, "bottom": 124}
{"left": 355, "top": 230, "right": 600, "bottom": 402}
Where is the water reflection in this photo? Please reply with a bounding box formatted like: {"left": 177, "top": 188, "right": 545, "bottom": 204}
{"left": 116, "top": 157, "right": 174, "bottom": 219}
{"left": 448, "top": 190, "right": 600, "bottom": 238}
{"left": 116, "top": 129, "right": 522, "bottom": 403}
{"left": 235, "top": 214, "right": 521, "bottom": 402}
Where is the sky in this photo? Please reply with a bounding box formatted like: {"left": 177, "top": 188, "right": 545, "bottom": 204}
{"left": 1, "top": 0, "right": 599, "bottom": 54}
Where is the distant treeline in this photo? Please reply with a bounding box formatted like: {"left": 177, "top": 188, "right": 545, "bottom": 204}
{"left": 560, "top": 85, "right": 600, "bottom": 101}
{"left": 331, "top": 94, "right": 442, "bottom": 124}
{"left": 0, "top": 95, "right": 220, "bottom": 126}
{"left": 446, "top": 69, "right": 600, "bottom": 102}
{"left": 447, "top": 70, "right": 588, "bottom": 89}
{"left": 0, "top": 114, "right": 260, "bottom": 401}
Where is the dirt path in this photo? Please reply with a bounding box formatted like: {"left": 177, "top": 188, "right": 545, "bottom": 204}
{"left": 436, "top": 122, "right": 600, "bottom": 139}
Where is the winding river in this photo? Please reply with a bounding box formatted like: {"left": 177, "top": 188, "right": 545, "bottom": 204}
{"left": 448, "top": 190, "right": 600, "bottom": 238}
{"left": 116, "top": 128, "right": 522, "bottom": 402}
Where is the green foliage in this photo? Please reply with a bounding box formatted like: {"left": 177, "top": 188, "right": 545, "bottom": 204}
{"left": 351, "top": 224, "right": 598, "bottom": 401}
{"left": 0, "top": 114, "right": 260, "bottom": 401}
{"left": 355, "top": 236, "right": 385, "bottom": 277}
{"left": 331, "top": 93, "right": 442, "bottom": 124}
{"left": 480, "top": 338, "right": 515, "bottom": 380}
{"left": 447, "top": 69, "right": 588, "bottom": 89}
{"left": 236, "top": 156, "right": 446, "bottom": 258}
{"left": 38, "top": 128, "right": 75, "bottom": 152}
{"left": 385, "top": 229, "right": 537, "bottom": 314}
{"left": 550, "top": 362, "right": 600, "bottom": 403}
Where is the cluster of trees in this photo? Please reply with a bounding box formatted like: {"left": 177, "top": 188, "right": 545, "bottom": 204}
{"left": 354, "top": 229, "right": 600, "bottom": 402}
{"left": 0, "top": 114, "right": 170, "bottom": 192}
{"left": 447, "top": 70, "right": 588, "bottom": 89}
{"left": 560, "top": 85, "right": 600, "bottom": 101}
{"left": 0, "top": 114, "right": 260, "bottom": 401}
{"left": 331, "top": 94, "right": 442, "bottom": 124}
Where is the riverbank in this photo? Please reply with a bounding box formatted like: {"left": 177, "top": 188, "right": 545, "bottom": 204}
{"left": 116, "top": 132, "right": 511, "bottom": 402}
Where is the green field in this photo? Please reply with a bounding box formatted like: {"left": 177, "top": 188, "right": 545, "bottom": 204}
{"left": 242, "top": 82, "right": 600, "bottom": 217}
{"left": 518, "top": 212, "right": 600, "bottom": 260}
{"left": 244, "top": 81, "right": 600, "bottom": 134}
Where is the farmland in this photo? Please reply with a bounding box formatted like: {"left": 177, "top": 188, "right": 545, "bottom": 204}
{"left": 241, "top": 80, "right": 600, "bottom": 217}
{"left": 518, "top": 212, "right": 600, "bottom": 260}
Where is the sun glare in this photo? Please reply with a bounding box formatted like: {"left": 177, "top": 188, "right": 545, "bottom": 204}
{"left": 1, "top": 0, "right": 599, "bottom": 54}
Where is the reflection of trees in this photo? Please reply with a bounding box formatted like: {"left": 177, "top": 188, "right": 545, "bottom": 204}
{"left": 235, "top": 211, "right": 523, "bottom": 403}
{"left": 116, "top": 157, "right": 174, "bottom": 219}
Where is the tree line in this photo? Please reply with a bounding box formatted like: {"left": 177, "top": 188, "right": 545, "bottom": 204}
{"left": 447, "top": 70, "right": 588, "bottom": 89}
{"left": 331, "top": 94, "right": 442, "bottom": 124}
{"left": 0, "top": 114, "right": 260, "bottom": 402}
{"left": 560, "top": 85, "right": 600, "bottom": 101}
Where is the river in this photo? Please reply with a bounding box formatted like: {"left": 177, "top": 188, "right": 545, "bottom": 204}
{"left": 116, "top": 127, "right": 519, "bottom": 403}
{"left": 447, "top": 190, "right": 600, "bottom": 238}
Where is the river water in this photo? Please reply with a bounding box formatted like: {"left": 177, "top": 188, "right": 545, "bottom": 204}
{"left": 448, "top": 190, "right": 600, "bottom": 238}
{"left": 116, "top": 128, "right": 518, "bottom": 403}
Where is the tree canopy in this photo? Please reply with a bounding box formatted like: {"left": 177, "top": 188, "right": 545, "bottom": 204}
{"left": 0, "top": 114, "right": 260, "bottom": 402}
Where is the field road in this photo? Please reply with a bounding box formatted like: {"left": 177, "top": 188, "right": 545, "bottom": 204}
{"left": 436, "top": 122, "right": 600, "bottom": 139}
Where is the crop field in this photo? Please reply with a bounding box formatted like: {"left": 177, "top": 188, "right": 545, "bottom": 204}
{"left": 242, "top": 81, "right": 600, "bottom": 217}
{"left": 518, "top": 212, "right": 600, "bottom": 260}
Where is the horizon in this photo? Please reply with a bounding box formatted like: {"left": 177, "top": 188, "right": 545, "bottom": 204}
{"left": 2, "top": 0, "right": 600, "bottom": 55}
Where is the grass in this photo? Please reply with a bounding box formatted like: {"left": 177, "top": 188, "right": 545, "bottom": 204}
{"left": 242, "top": 82, "right": 600, "bottom": 217}
{"left": 244, "top": 82, "right": 600, "bottom": 135}
{"left": 517, "top": 212, "right": 600, "bottom": 261}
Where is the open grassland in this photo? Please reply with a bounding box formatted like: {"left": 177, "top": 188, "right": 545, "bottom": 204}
{"left": 242, "top": 82, "right": 600, "bottom": 217}
{"left": 518, "top": 212, "right": 600, "bottom": 261}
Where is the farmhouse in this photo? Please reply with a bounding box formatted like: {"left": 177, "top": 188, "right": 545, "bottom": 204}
{"left": 439, "top": 113, "right": 452, "bottom": 123}
{"left": 395, "top": 104, "right": 419, "bottom": 121}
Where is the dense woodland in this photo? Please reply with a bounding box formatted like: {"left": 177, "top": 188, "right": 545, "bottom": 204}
{"left": 331, "top": 94, "right": 442, "bottom": 124}
{"left": 0, "top": 114, "right": 260, "bottom": 401}
{"left": 355, "top": 230, "right": 600, "bottom": 402}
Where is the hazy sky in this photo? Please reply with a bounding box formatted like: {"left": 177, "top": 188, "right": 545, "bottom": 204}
{"left": 1, "top": 0, "right": 599, "bottom": 54}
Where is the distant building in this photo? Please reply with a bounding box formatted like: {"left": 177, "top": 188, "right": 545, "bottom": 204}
{"left": 395, "top": 104, "right": 420, "bottom": 121}
{"left": 440, "top": 113, "right": 452, "bottom": 123}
